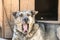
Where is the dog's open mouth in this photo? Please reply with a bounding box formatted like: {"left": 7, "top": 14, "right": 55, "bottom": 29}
{"left": 22, "top": 24, "right": 29, "bottom": 33}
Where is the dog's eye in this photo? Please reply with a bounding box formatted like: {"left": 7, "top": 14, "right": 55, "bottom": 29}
{"left": 20, "top": 14, "right": 23, "bottom": 17}
{"left": 27, "top": 14, "right": 30, "bottom": 16}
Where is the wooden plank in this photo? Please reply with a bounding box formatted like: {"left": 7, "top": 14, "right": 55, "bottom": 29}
{"left": 20, "top": 0, "right": 28, "bottom": 11}
{"left": 20, "top": 0, "right": 35, "bottom": 11}
{"left": 0, "top": 0, "right": 3, "bottom": 38}
{"left": 3, "top": 0, "right": 12, "bottom": 38}
{"left": 3, "top": 0, "right": 11, "bottom": 20}
{"left": 0, "top": 0, "right": 2, "bottom": 28}
{"left": 11, "top": 0, "right": 19, "bottom": 12}
{"left": 28, "top": 0, "right": 35, "bottom": 10}
{"left": 11, "top": 0, "right": 19, "bottom": 21}
{"left": 3, "top": 0, "right": 19, "bottom": 38}
{"left": 58, "top": 0, "right": 60, "bottom": 22}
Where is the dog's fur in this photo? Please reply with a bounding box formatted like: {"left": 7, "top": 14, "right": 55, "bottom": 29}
{"left": 12, "top": 10, "right": 44, "bottom": 40}
{"left": 12, "top": 10, "right": 60, "bottom": 40}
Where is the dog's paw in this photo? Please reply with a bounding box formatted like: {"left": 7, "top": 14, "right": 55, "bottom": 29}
{"left": 26, "top": 33, "right": 33, "bottom": 37}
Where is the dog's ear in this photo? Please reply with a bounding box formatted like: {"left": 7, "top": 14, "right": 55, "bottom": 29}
{"left": 12, "top": 12, "right": 17, "bottom": 18}
{"left": 31, "top": 11, "right": 38, "bottom": 15}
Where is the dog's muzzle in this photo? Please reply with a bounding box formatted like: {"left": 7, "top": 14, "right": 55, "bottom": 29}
{"left": 22, "top": 17, "right": 29, "bottom": 33}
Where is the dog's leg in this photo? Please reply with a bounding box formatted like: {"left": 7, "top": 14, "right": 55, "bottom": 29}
{"left": 12, "top": 35, "right": 19, "bottom": 40}
{"left": 12, "top": 25, "right": 20, "bottom": 40}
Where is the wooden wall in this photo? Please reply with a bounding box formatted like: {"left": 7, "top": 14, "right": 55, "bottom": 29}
{"left": 2, "top": 0, "right": 19, "bottom": 38}
{"left": 58, "top": 0, "right": 60, "bottom": 21}
{"left": 0, "top": 0, "right": 60, "bottom": 38}
{"left": 20, "top": 0, "right": 35, "bottom": 11}
{"left": 0, "top": 0, "right": 2, "bottom": 28}
{"left": 0, "top": 0, "right": 3, "bottom": 38}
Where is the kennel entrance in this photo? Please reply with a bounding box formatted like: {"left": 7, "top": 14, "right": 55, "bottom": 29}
{"left": 35, "top": 0, "right": 58, "bottom": 21}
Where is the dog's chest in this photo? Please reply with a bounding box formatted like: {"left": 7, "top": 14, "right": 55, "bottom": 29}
{"left": 20, "top": 28, "right": 44, "bottom": 40}
{"left": 30, "top": 29, "right": 44, "bottom": 40}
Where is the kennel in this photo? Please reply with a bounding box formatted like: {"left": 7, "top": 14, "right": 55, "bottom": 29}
{"left": 0, "top": 0, "right": 60, "bottom": 38}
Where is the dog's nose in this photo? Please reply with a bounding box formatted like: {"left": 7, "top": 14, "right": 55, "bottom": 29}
{"left": 23, "top": 18, "right": 28, "bottom": 23}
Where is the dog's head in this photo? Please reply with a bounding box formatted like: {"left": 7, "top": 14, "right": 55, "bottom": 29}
{"left": 13, "top": 10, "right": 38, "bottom": 34}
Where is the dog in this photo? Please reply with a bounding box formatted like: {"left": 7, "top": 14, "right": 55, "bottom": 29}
{"left": 12, "top": 10, "right": 45, "bottom": 40}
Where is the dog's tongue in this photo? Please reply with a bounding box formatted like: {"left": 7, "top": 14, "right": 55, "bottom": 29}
{"left": 23, "top": 24, "right": 28, "bottom": 32}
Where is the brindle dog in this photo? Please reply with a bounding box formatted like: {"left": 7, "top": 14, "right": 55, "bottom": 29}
{"left": 12, "top": 10, "right": 44, "bottom": 40}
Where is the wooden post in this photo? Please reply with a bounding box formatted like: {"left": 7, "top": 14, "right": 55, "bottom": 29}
{"left": 2, "top": 0, "right": 19, "bottom": 38}
{"left": 58, "top": 0, "right": 60, "bottom": 22}
{"left": 0, "top": 0, "right": 3, "bottom": 37}
{"left": 3, "top": 0, "right": 12, "bottom": 38}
